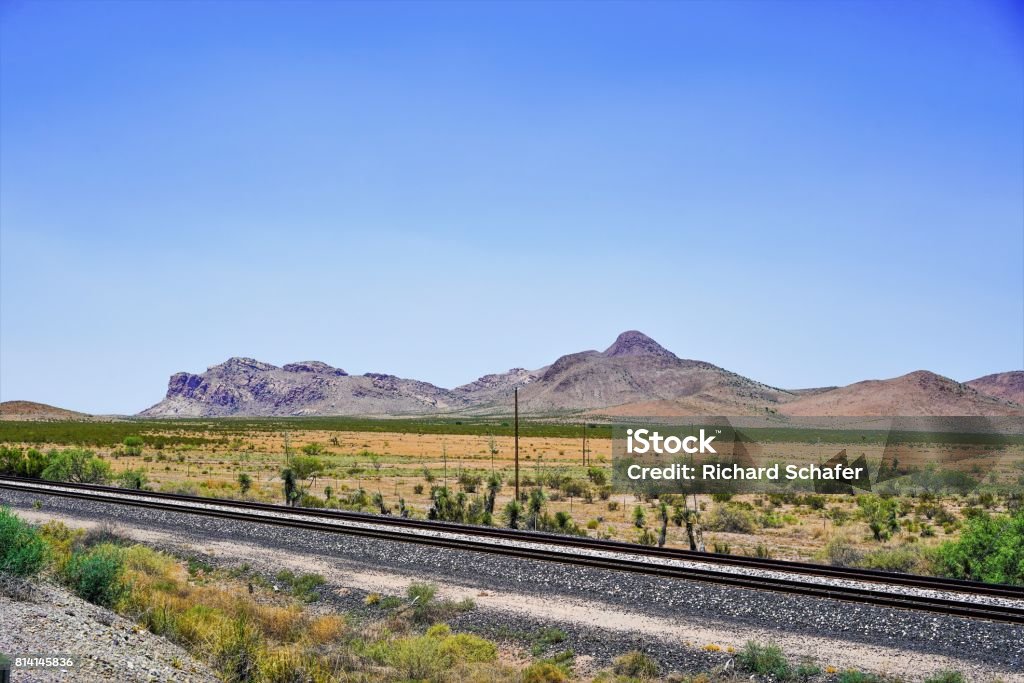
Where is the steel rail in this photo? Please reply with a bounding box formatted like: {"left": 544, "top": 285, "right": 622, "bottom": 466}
{"left": 2, "top": 478, "right": 1023, "bottom": 625}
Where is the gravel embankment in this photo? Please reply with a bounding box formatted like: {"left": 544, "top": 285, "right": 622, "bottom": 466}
{"left": 0, "top": 579, "right": 215, "bottom": 683}
{"left": 3, "top": 487, "right": 1022, "bottom": 679}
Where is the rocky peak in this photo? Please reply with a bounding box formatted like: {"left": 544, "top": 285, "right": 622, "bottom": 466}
{"left": 602, "top": 331, "right": 677, "bottom": 359}
{"left": 208, "top": 357, "right": 279, "bottom": 374}
{"left": 282, "top": 361, "right": 347, "bottom": 376}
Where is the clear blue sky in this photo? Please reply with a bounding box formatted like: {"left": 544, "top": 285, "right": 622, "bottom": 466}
{"left": 1, "top": 0, "right": 1022, "bottom": 414}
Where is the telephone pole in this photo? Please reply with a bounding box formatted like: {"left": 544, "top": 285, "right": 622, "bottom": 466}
{"left": 514, "top": 387, "right": 520, "bottom": 502}
{"left": 582, "top": 421, "right": 587, "bottom": 467}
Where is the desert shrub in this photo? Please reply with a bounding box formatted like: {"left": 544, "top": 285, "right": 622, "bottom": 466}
{"left": 522, "top": 661, "right": 569, "bottom": 683}
{"left": 37, "top": 520, "right": 82, "bottom": 572}
{"left": 0, "top": 446, "right": 51, "bottom": 478}
{"left": 297, "top": 493, "right": 326, "bottom": 508}
{"left": 859, "top": 544, "right": 931, "bottom": 574}
{"left": 413, "top": 484, "right": 425, "bottom": 495}
{"left": 711, "top": 492, "right": 733, "bottom": 503}
{"left": 384, "top": 635, "right": 448, "bottom": 680}
{"left": 80, "top": 521, "right": 130, "bottom": 548}
{"left": 561, "top": 479, "right": 588, "bottom": 499}
{"left": 301, "top": 442, "right": 323, "bottom": 456}
{"left": 273, "top": 570, "right": 326, "bottom": 602}
{"left": 821, "top": 535, "right": 862, "bottom": 567}
{"left": 407, "top": 582, "right": 438, "bottom": 622}
{"left": 0, "top": 508, "right": 47, "bottom": 576}
{"left": 838, "top": 672, "right": 884, "bottom": 683}
{"left": 123, "top": 436, "right": 144, "bottom": 456}
{"left": 795, "top": 660, "right": 822, "bottom": 678}
{"left": 117, "top": 468, "right": 148, "bottom": 490}
{"left": 933, "top": 510, "right": 1024, "bottom": 585}
{"left": 42, "top": 448, "right": 111, "bottom": 484}
{"left": 923, "top": 672, "right": 965, "bottom": 683}
{"left": 458, "top": 472, "right": 483, "bottom": 493}
{"left": 237, "top": 473, "right": 252, "bottom": 494}
{"left": 503, "top": 500, "right": 523, "bottom": 529}
{"left": 612, "top": 650, "right": 659, "bottom": 679}
{"left": 62, "top": 544, "right": 126, "bottom": 606}
{"left": 637, "top": 528, "right": 657, "bottom": 546}
{"left": 587, "top": 467, "right": 607, "bottom": 486}
{"left": 703, "top": 503, "right": 758, "bottom": 534}
{"left": 438, "top": 632, "right": 497, "bottom": 663}
{"left": 737, "top": 641, "right": 791, "bottom": 678}
{"left": 801, "top": 494, "right": 826, "bottom": 510}
{"left": 210, "top": 616, "right": 263, "bottom": 683}
{"left": 857, "top": 496, "right": 901, "bottom": 541}
{"left": 529, "top": 627, "right": 567, "bottom": 656}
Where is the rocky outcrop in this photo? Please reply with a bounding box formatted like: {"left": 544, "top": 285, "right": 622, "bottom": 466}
{"left": 141, "top": 357, "right": 469, "bottom": 417}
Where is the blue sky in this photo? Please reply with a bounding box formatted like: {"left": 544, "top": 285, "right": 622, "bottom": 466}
{"left": 1, "top": 0, "right": 1022, "bottom": 414}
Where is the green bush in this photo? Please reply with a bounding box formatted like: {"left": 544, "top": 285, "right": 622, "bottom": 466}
{"left": 0, "top": 446, "right": 50, "bottom": 478}
{"left": 703, "top": 503, "right": 758, "bottom": 534}
{"left": 42, "top": 448, "right": 112, "bottom": 484}
{"left": 0, "top": 508, "right": 47, "bottom": 576}
{"left": 117, "top": 468, "right": 148, "bottom": 490}
{"left": 407, "top": 581, "right": 438, "bottom": 622}
{"left": 272, "top": 570, "right": 326, "bottom": 602}
{"left": 390, "top": 637, "right": 443, "bottom": 679}
{"left": 933, "top": 510, "right": 1024, "bottom": 585}
{"left": 122, "top": 436, "right": 144, "bottom": 456}
{"left": 859, "top": 544, "right": 931, "bottom": 574}
{"left": 530, "top": 627, "right": 567, "bottom": 656}
{"left": 437, "top": 633, "right": 497, "bottom": 663}
{"left": 737, "top": 641, "right": 791, "bottom": 678}
{"left": 923, "top": 672, "right": 965, "bottom": 683}
{"left": 857, "top": 496, "right": 900, "bottom": 542}
{"left": 61, "top": 544, "right": 126, "bottom": 606}
{"left": 522, "top": 661, "right": 570, "bottom": 683}
{"left": 612, "top": 650, "right": 659, "bottom": 679}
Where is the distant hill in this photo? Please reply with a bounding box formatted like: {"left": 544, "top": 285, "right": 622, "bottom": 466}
{"left": 966, "top": 371, "right": 1024, "bottom": 405}
{"left": 778, "top": 371, "right": 1022, "bottom": 417}
{"left": 138, "top": 331, "right": 1023, "bottom": 418}
{"left": 0, "top": 400, "right": 91, "bottom": 421}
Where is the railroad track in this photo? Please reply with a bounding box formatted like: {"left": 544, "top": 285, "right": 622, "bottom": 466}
{"left": 2, "top": 476, "right": 1023, "bottom": 625}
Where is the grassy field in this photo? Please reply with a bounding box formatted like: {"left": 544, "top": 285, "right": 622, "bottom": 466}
{"left": 2, "top": 417, "right": 1022, "bottom": 582}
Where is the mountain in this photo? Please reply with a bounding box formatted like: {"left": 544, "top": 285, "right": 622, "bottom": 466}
{"left": 0, "top": 400, "right": 91, "bottom": 421}
{"left": 966, "top": 371, "right": 1024, "bottom": 405}
{"left": 138, "top": 333, "right": 1023, "bottom": 418}
{"left": 779, "top": 370, "right": 1022, "bottom": 417}
{"left": 140, "top": 357, "right": 469, "bottom": 417}
{"left": 509, "top": 331, "right": 793, "bottom": 415}
{"left": 453, "top": 368, "right": 541, "bottom": 405}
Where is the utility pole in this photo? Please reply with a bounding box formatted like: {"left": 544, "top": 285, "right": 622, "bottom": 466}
{"left": 582, "top": 422, "right": 587, "bottom": 467}
{"left": 514, "top": 387, "right": 520, "bottom": 502}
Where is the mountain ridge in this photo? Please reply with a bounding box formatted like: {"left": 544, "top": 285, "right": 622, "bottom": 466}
{"left": 138, "top": 331, "right": 1023, "bottom": 418}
